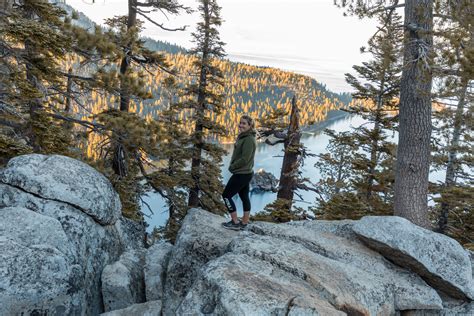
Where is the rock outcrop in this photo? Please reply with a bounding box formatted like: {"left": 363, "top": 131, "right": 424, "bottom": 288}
{"left": 163, "top": 209, "right": 472, "bottom": 315}
{"left": 0, "top": 154, "right": 121, "bottom": 224}
{"left": 2, "top": 154, "right": 472, "bottom": 316}
{"left": 0, "top": 154, "right": 145, "bottom": 315}
{"left": 250, "top": 169, "right": 279, "bottom": 193}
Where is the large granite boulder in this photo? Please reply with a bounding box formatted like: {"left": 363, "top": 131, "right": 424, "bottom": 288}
{"left": 353, "top": 216, "right": 474, "bottom": 300}
{"left": 0, "top": 154, "right": 121, "bottom": 225}
{"left": 0, "top": 154, "right": 144, "bottom": 315}
{"left": 246, "top": 221, "right": 442, "bottom": 311}
{"left": 177, "top": 253, "right": 345, "bottom": 315}
{"left": 0, "top": 207, "right": 81, "bottom": 315}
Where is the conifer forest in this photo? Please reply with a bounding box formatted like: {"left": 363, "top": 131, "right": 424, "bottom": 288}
{"left": 0, "top": 0, "right": 472, "bottom": 247}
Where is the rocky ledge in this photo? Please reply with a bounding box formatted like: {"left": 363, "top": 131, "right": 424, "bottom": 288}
{"left": 1, "top": 154, "right": 472, "bottom": 316}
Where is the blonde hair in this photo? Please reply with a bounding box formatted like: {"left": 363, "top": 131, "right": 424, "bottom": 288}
{"left": 240, "top": 114, "right": 256, "bottom": 132}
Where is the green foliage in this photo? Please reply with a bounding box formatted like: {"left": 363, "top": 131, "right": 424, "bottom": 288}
{"left": 429, "top": 0, "right": 473, "bottom": 246}
{"left": 253, "top": 199, "right": 296, "bottom": 223}
{"left": 314, "top": 11, "right": 402, "bottom": 220}
{"left": 149, "top": 76, "right": 192, "bottom": 243}
{"left": 29, "top": 109, "right": 73, "bottom": 155}
{"left": 0, "top": 134, "right": 32, "bottom": 166}
{"left": 0, "top": 0, "right": 74, "bottom": 156}
{"left": 313, "top": 192, "right": 368, "bottom": 220}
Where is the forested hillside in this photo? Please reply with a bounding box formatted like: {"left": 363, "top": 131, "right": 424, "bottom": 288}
{"left": 69, "top": 52, "right": 352, "bottom": 137}
{"left": 57, "top": 2, "right": 352, "bottom": 145}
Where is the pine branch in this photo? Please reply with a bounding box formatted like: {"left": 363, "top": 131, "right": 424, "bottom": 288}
{"left": 48, "top": 111, "right": 107, "bottom": 133}
{"left": 369, "top": 3, "right": 405, "bottom": 14}
{"left": 0, "top": 119, "right": 21, "bottom": 129}
{"left": 135, "top": 8, "right": 188, "bottom": 31}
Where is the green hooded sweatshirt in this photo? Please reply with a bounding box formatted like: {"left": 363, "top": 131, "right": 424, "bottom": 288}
{"left": 229, "top": 130, "right": 257, "bottom": 174}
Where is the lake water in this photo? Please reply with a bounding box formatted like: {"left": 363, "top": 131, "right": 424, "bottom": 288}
{"left": 142, "top": 114, "right": 370, "bottom": 230}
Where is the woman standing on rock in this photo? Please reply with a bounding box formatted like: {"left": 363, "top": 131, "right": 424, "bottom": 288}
{"left": 222, "top": 114, "right": 257, "bottom": 231}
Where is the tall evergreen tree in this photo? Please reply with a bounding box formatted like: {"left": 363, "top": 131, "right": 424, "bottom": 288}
{"left": 0, "top": 0, "right": 72, "bottom": 159}
{"left": 430, "top": 0, "right": 473, "bottom": 245}
{"left": 255, "top": 96, "right": 317, "bottom": 222}
{"left": 186, "top": 0, "right": 227, "bottom": 213}
{"left": 313, "top": 10, "right": 402, "bottom": 219}
{"left": 334, "top": 0, "right": 435, "bottom": 228}
{"left": 313, "top": 129, "right": 371, "bottom": 219}
{"left": 88, "top": 0, "right": 189, "bottom": 219}
{"left": 345, "top": 10, "right": 402, "bottom": 213}
{"left": 393, "top": 0, "right": 434, "bottom": 229}
{"left": 0, "top": 0, "right": 117, "bottom": 163}
{"left": 151, "top": 76, "right": 192, "bottom": 242}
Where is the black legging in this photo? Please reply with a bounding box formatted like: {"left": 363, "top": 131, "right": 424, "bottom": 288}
{"left": 222, "top": 173, "right": 253, "bottom": 213}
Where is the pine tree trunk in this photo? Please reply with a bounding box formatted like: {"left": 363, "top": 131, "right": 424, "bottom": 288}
{"left": 24, "top": 8, "right": 42, "bottom": 152}
{"left": 119, "top": 0, "right": 137, "bottom": 112}
{"left": 188, "top": 2, "right": 210, "bottom": 208}
{"left": 65, "top": 68, "right": 73, "bottom": 113}
{"left": 188, "top": 122, "right": 203, "bottom": 207}
{"left": 367, "top": 78, "right": 386, "bottom": 200}
{"left": 394, "top": 0, "right": 433, "bottom": 229}
{"left": 437, "top": 81, "right": 468, "bottom": 233}
{"left": 112, "top": 0, "right": 137, "bottom": 176}
{"left": 277, "top": 96, "right": 301, "bottom": 206}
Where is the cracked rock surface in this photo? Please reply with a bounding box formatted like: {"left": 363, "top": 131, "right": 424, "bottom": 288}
{"left": 353, "top": 216, "right": 474, "bottom": 301}
{"left": 163, "top": 209, "right": 472, "bottom": 316}
{"left": 0, "top": 154, "right": 121, "bottom": 225}
{"left": 0, "top": 154, "right": 144, "bottom": 315}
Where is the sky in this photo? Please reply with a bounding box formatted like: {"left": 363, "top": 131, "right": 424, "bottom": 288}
{"left": 66, "top": 0, "right": 379, "bottom": 93}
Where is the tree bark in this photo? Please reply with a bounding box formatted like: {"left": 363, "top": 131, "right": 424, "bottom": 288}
{"left": 394, "top": 0, "right": 433, "bottom": 229}
{"left": 277, "top": 96, "right": 301, "bottom": 205}
{"left": 65, "top": 68, "right": 73, "bottom": 113}
{"left": 119, "top": 0, "right": 137, "bottom": 112}
{"left": 24, "top": 7, "right": 43, "bottom": 152}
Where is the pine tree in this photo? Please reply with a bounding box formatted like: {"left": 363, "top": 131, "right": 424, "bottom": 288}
{"left": 88, "top": 0, "right": 189, "bottom": 219}
{"left": 344, "top": 10, "right": 402, "bottom": 213}
{"left": 392, "top": 0, "right": 434, "bottom": 229}
{"left": 313, "top": 130, "right": 360, "bottom": 219}
{"left": 186, "top": 0, "right": 227, "bottom": 213}
{"left": 430, "top": 0, "right": 473, "bottom": 246}
{"left": 150, "top": 76, "right": 192, "bottom": 242}
{"left": 255, "top": 96, "right": 317, "bottom": 222}
{"left": 0, "top": 0, "right": 74, "bottom": 161}
{"left": 313, "top": 11, "right": 402, "bottom": 219}
{"left": 0, "top": 0, "right": 122, "bottom": 165}
{"left": 335, "top": 0, "right": 434, "bottom": 228}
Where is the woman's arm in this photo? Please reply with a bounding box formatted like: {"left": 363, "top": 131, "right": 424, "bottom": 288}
{"left": 229, "top": 138, "right": 255, "bottom": 171}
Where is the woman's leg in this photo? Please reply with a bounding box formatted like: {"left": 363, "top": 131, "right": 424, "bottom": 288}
{"left": 238, "top": 174, "right": 253, "bottom": 224}
{"left": 222, "top": 175, "right": 241, "bottom": 223}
